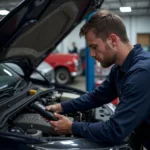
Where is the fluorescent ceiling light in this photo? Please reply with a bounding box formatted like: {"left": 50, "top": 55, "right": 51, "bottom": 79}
{"left": 120, "top": 7, "right": 132, "bottom": 12}
{"left": 0, "top": 10, "right": 10, "bottom": 15}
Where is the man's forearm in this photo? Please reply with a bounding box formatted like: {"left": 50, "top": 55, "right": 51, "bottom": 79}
{"left": 61, "top": 93, "right": 99, "bottom": 114}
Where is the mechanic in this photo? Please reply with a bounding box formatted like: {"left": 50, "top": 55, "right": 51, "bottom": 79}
{"left": 68, "top": 42, "right": 78, "bottom": 54}
{"left": 46, "top": 10, "right": 150, "bottom": 149}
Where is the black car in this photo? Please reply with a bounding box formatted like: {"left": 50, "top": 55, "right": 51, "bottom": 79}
{"left": 0, "top": 0, "right": 136, "bottom": 149}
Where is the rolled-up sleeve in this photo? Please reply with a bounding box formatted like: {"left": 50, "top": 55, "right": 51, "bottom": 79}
{"left": 72, "top": 68, "right": 150, "bottom": 143}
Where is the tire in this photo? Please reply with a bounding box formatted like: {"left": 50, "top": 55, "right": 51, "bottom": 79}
{"left": 55, "top": 68, "right": 71, "bottom": 85}
{"left": 71, "top": 77, "right": 75, "bottom": 81}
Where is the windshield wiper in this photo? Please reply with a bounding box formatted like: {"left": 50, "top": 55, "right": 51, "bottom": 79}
{"left": 14, "top": 79, "right": 24, "bottom": 90}
{"left": 0, "top": 87, "right": 15, "bottom": 98}
{"left": 0, "top": 79, "right": 24, "bottom": 99}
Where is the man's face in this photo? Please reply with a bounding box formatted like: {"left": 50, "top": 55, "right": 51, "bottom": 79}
{"left": 85, "top": 30, "right": 117, "bottom": 68}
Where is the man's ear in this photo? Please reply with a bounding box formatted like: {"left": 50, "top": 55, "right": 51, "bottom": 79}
{"left": 108, "top": 34, "right": 118, "bottom": 47}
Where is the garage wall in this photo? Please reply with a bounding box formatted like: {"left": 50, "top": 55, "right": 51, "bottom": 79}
{"left": 57, "top": 20, "right": 86, "bottom": 53}
{"left": 122, "top": 15, "right": 150, "bottom": 45}
{"left": 57, "top": 15, "right": 150, "bottom": 53}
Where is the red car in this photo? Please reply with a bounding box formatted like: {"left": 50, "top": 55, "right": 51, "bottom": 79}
{"left": 45, "top": 53, "right": 82, "bottom": 85}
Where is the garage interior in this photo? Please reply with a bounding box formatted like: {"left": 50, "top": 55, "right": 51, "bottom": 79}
{"left": 0, "top": 0, "right": 149, "bottom": 91}
{"left": 0, "top": 0, "right": 149, "bottom": 150}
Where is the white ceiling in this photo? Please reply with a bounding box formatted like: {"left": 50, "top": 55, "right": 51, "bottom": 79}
{"left": 0, "top": 0, "right": 149, "bottom": 19}
{"left": 101, "top": 0, "right": 150, "bottom": 16}
{"left": 0, "top": 0, "right": 22, "bottom": 11}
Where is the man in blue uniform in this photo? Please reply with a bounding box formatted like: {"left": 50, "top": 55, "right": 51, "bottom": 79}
{"left": 68, "top": 42, "right": 78, "bottom": 54}
{"left": 46, "top": 10, "right": 150, "bottom": 149}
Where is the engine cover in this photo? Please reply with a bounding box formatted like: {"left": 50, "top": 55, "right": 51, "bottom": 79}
{"left": 13, "top": 113, "right": 57, "bottom": 135}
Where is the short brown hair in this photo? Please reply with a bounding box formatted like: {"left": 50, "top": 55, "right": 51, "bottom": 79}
{"left": 80, "top": 10, "right": 129, "bottom": 43}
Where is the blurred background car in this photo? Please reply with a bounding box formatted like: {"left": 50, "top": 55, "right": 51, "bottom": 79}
{"left": 45, "top": 52, "right": 82, "bottom": 85}
{"left": 4, "top": 61, "right": 55, "bottom": 84}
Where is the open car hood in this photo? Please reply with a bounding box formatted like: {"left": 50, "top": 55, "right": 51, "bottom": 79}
{"left": 0, "top": 0, "right": 104, "bottom": 77}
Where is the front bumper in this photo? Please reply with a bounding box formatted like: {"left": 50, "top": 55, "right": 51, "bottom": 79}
{"left": 71, "top": 67, "right": 82, "bottom": 77}
{"left": 71, "top": 59, "right": 83, "bottom": 77}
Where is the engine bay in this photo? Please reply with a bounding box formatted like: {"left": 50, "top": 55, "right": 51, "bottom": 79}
{"left": 3, "top": 87, "right": 114, "bottom": 139}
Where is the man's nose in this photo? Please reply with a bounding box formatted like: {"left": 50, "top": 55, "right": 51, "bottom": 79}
{"left": 90, "top": 50, "right": 95, "bottom": 57}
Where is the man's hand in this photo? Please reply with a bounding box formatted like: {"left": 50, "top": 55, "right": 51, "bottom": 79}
{"left": 49, "top": 113, "right": 72, "bottom": 134}
{"left": 46, "top": 103, "right": 62, "bottom": 113}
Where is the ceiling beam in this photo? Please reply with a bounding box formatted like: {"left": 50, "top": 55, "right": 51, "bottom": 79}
{"left": 107, "top": 0, "right": 148, "bottom": 2}
{"left": 0, "top": 0, "right": 21, "bottom": 2}
{"left": 118, "top": 0, "right": 124, "bottom": 6}
{"left": 147, "top": 0, "right": 150, "bottom": 11}
{"left": 0, "top": 4, "right": 18, "bottom": 10}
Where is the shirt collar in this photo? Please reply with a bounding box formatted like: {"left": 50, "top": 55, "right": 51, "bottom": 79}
{"left": 119, "top": 44, "right": 143, "bottom": 73}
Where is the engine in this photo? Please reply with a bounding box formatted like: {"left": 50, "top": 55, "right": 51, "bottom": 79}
{"left": 6, "top": 89, "right": 113, "bottom": 139}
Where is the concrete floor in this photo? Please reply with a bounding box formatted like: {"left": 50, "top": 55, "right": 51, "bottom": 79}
{"left": 68, "top": 75, "right": 104, "bottom": 91}
{"left": 68, "top": 75, "right": 86, "bottom": 91}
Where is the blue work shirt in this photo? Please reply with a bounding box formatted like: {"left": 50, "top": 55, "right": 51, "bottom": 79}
{"left": 61, "top": 44, "right": 150, "bottom": 147}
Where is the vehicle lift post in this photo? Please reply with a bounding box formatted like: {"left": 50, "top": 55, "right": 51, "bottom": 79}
{"left": 85, "top": 12, "right": 95, "bottom": 92}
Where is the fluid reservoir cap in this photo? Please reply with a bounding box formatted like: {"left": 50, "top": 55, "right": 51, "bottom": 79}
{"left": 26, "top": 129, "right": 37, "bottom": 134}
{"left": 29, "top": 89, "right": 37, "bottom": 95}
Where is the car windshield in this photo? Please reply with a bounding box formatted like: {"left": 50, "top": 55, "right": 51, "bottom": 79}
{"left": 0, "top": 64, "right": 21, "bottom": 89}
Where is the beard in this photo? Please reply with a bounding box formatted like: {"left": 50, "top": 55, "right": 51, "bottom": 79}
{"left": 100, "top": 58, "right": 114, "bottom": 68}
{"left": 100, "top": 44, "right": 117, "bottom": 68}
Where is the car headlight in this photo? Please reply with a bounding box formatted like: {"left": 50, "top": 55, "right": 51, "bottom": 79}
{"left": 73, "top": 59, "right": 78, "bottom": 68}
